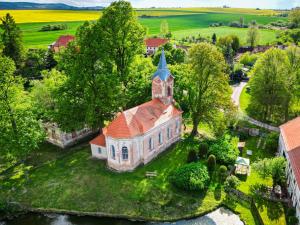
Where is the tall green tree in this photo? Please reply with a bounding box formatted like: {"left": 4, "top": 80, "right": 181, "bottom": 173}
{"left": 99, "top": 0, "right": 145, "bottom": 86}
{"left": 187, "top": 43, "right": 233, "bottom": 136}
{"left": 217, "top": 35, "right": 240, "bottom": 66}
{"left": 249, "top": 48, "right": 296, "bottom": 123}
{"left": 0, "top": 13, "right": 24, "bottom": 68}
{"left": 0, "top": 56, "right": 44, "bottom": 158}
{"left": 160, "top": 20, "right": 169, "bottom": 37}
{"left": 247, "top": 24, "right": 260, "bottom": 49}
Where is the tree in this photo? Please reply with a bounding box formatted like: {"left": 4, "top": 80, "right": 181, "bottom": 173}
{"left": 0, "top": 13, "right": 24, "bottom": 68}
{"left": 187, "top": 150, "right": 198, "bottom": 163}
{"left": 44, "top": 49, "right": 57, "bottom": 70}
{"left": 212, "top": 33, "right": 217, "bottom": 44}
{"left": 247, "top": 24, "right": 260, "bottom": 49}
{"left": 253, "top": 157, "right": 287, "bottom": 186}
{"left": 289, "top": 8, "right": 300, "bottom": 28}
{"left": 187, "top": 43, "right": 233, "bottom": 136}
{"left": 207, "top": 154, "right": 216, "bottom": 171}
{"left": 98, "top": 0, "right": 146, "bottom": 86}
{"left": 240, "top": 17, "right": 245, "bottom": 28}
{"left": 217, "top": 35, "right": 240, "bottom": 66}
{"left": 0, "top": 56, "right": 45, "bottom": 159}
{"left": 153, "top": 43, "right": 186, "bottom": 65}
{"left": 224, "top": 175, "right": 240, "bottom": 191}
{"left": 249, "top": 48, "right": 296, "bottom": 123}
{"left": 160, "top": 20, "right": 169, "bottom": 38}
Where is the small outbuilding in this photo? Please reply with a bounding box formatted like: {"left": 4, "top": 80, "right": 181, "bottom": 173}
{"left": 235, "top": 157, "right": 250, "bottom": 176}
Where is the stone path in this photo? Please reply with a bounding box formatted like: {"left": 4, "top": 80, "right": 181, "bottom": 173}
{"left": 156, "top": 207, "right": 244, "bottom": 225}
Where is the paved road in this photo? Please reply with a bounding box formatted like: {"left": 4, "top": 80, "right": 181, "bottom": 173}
{"left": 231, "top": 81, "right": 248, "bottom": 107}
{"left": 231, "top": 82, "right": 280, "bottom": 132}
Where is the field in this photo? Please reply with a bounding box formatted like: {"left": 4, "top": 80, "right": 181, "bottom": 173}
{"left": 0, "top": 9, "right": 287, "bottom": 49}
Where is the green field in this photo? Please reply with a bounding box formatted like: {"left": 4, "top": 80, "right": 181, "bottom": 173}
{"left": 6, "top": 11, "right": 286, "bottom": 48}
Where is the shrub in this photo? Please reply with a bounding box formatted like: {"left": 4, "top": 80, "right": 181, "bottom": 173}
{"left": 40, "top": 24, "right": 67, "bottom": 32}
{"left": 224, "top": 175, "right": 240, "bottom": 191}
{"left": 265, "top": 132, "right": 279, "bottom": 153}
{"left": 208, "top": 134, "right": 239, "bottom": 166}
{"left": 187, "top": 150, "right": 198, "bottom": 163}
{"left": 199, "top": 143, "right": 209, "bottom": 159}
{"left": 207, "top": 154, "right": 216, "bottom": 171}
{"left": 288, "top": 216, "right": 299, "bottom": 225}
{"left": 219, "top": 165, "right": 228, "bottom": 181}
{"left": 239, "top": 52, "right": 259, "bottom": 67}
{"left": 169, "top": 163, "right": 210, "bottom": 191}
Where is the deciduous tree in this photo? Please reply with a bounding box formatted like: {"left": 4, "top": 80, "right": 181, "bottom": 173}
{"left": 247, "top": 24, "right": 260, "bottom": 48}
{"left": 187, "top": 43, "right": 233, "bottom": 136}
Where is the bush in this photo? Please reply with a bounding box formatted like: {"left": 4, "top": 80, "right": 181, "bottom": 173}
{"left": 208, "top": 134, "right": 239, "bottom": 166}
{"left": 288, "top": 216, "right": 299, "bottom": 225}
{"left": 40, "top": 24, "right": 67, "bottom": 32}
{"left": 219, "top": 165, "right": 228, "bottom": 181}
{"left": 170, "top": 163, "right": 210, "bottom": 191}
{"left": 239, "top": 52, "right": 259, "bottom": 67}
{"left": 265, "top": 132, "right": 279, "bottom": 153}
{"left": 207, "top": 154, "right": 216, "bottom": 171}
{"left": 224, "top": 175, "right": 240, "bottom": 191}
{"left": 187, "top": 150, "right": 198, "bottom": 163}
{"left": 199, "top": 143, "right": 209, "bottom": 159}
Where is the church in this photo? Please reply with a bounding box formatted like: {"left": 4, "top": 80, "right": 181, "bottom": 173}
{"left": 90, "top": 50, "right": 183, "bottom": 171}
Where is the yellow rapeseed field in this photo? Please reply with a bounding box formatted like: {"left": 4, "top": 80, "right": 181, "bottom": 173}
{"left": 0, "top": 8, "right": 278, "bottom": 24}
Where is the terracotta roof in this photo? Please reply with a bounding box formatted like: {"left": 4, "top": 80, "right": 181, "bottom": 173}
{"left": 280, "top": 117, "right": 300, "bottom": 187}
{"left": 53, "top": 35, "right": 75, "bottom": 48}
{"left": 145, "top": 38, "right": 168, "bottom": 47}
{"left": 103, "top": 98, "right": 182, "bottom": 139}
{"left": 90, "top": 134, "right": 106, "bottom": 147}
{"left": 280, "top": 117, "right": 300, "bottom": 151}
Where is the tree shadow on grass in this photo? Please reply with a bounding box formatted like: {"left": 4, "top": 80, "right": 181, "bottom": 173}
{"left": 214, "top": 184, "right": 222, "bottom": 201}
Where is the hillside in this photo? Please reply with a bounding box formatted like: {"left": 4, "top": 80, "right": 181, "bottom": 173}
{"left": 0, "top": 2, "right": 104, "bottom": 10}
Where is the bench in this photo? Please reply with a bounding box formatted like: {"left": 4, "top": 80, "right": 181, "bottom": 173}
{"left": 145, "top": 171, "right": 157, "bottom": 177}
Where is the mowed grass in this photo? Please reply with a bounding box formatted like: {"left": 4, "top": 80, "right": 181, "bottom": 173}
{"left": 11, "top": 12, "right": 285, "bottom": 49}
{"left": 0, "top": 138, "right": 225, "bottom": 221}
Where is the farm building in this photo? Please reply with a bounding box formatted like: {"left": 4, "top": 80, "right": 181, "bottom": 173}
{"left": 90, "top": 50, "right": 183, "bottom": 171}
{"left": 278, "top": 117, "right": 300, "bottom": 222}
{"left": 49, "top": 35, "right": 75, "bottom": 52}
{"left": 145, "top": 38, "right": 169, "bottom": 55}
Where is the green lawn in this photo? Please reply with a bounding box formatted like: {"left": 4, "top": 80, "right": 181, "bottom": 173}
{"left": 0, "top": 138, "right": 226, "bottom": 221}
{"left": 239, "top": 84, "right": 251, "bottom": 114}
{"left": 14, "top": 12, "right": 285, "bottom": 48}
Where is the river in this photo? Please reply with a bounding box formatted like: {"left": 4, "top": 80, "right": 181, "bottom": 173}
{"left": 0, "top": 207, "right": 244, "bottom": 225}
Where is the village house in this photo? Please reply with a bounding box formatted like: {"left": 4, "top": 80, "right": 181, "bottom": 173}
{"left": 145, "top": 38, "right": 169, "bottom": 55}
{"left": 278, "top": 117, "right": 300, "bottom": 221}
{"left": 49, "top": 35, "right": 75, "bottom": 53}
{"left": 90, "top": 50, "right": 183, "bottom": 171}
{"left": 44, "top": 122, "right": 95, "bottom": 148}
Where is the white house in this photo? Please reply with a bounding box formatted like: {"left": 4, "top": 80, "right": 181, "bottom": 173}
{"left": 145, "top": 38, "right": 169, "bottom": 55}
{"left": 90, "top": 50, "right": 183, "bottom": 171}
{"left": 278, "top": 116, "right": 300, "bottom": 221}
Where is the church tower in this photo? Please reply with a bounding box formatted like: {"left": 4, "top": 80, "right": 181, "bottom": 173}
{"left": 152, "top": 49, "right": 174, "bottom": 105}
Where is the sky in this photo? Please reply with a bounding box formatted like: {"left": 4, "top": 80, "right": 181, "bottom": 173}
{"left": 1, "top": 0, "right": 299, "bottom": 9}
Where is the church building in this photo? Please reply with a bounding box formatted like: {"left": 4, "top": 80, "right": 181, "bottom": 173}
{"left": 90, "top": 50, "right": 183, "bottom": 171}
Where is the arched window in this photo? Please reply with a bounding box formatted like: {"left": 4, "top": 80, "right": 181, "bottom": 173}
{"left": 167, "top": 86, "right": 172, "bottom": 96}
{"left": 176, "top": 120, "right": 180, "bottom": 134}
{"left": 158, "top": 132, "right": 163, "bottom": 145}
{"left": 167, "top": 127, "right": 172, "bottom": 139}
{"left": 122, "top": 146, "right": 128, "bottom": 161}
{"left": 111, "top": 145, "right": 115, "bottom": 160}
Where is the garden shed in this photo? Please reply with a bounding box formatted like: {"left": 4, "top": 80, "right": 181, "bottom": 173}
{"left": 235, "top": 157, "right": 250, "bottom": 176}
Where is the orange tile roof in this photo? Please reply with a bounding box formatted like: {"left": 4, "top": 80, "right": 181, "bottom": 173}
{"left": 145, "top": 38, "right": 168, "bottom": 48}
{"left": 280, "top": 117, "right": 300, "bottom": 152}
{"left": 90, "top": 134, "right": 106, "bottom": 147}
{"left": 104, "top": 98, "right": 182, "bottom": 139}
{"left": 280, "top": 117, "right": 300, "bottom": 186}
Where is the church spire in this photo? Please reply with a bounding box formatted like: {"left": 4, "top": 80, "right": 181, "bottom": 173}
{"left": 152, "top": 48, "right": 171, "bottom": 81}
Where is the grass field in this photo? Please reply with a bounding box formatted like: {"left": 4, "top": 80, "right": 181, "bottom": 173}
{"left": 4, "top": 11, "right": 285, "bottom": 49}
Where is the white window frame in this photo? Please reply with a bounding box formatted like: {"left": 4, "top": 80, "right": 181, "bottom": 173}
{"left": 111, "top": 145, "right": 116, "bottom": 160}
{"left": 159, "top": 132, "right": 163, "bottom": 145}
{"left": 98, "top": 147, "right": 102, "bottom": 154}
{"left": 122, "top": 146, "right": 129, "bottom": 161}
{"left": 149, "top": 137, "right": 154, "bottom": 151}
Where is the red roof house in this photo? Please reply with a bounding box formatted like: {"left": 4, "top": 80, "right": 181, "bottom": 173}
{"left": 145, "top": 38, "right": 169, "bottom": 55}
{"left": 50, "top": 35, "right": 75, "bottom": 53}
